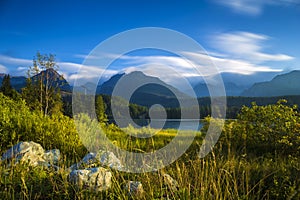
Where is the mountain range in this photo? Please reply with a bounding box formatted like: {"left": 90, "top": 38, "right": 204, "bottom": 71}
{"left": 2, "top": 69, "right": 300, "bottom": 102}
{"left": 193, "top": 81, "right": 247, "bottom": 97}
{"left": 241, "top": 70, "right": 300, "bottom": 97}
{"left": 97, "top": 71, "right": 189, "bottom": 107}
{"left": 0, "top": 74, "right": 27, "bottom": 91}
{"left": 0, "top": 68, "right": 71, "bottom": 92}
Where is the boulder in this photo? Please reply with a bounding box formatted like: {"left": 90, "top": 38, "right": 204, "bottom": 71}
{"left": 70, "top": 150, "right": 123, "bottom": 171}
{"left": 69, "top": 152, "right": 98, "bottom": 171}
{"left": 1, "top": 141, "right": 60, "bottom": 169}
{"left": 97, "top": 150, "right": 123, "bottom": 170}
{"left": 43, "top": 149, "right": 60, "bottom": 165}
{"left": 1, "top": 141, "right": 45, "bottom": 166}
{"left": 69, "top": 167, "right": 112, "bottom": 192}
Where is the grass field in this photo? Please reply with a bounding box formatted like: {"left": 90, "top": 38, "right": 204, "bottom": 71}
{"left": 1, "top": 126, "right": 299, "bottom": 199}
{"left": 0, "top": 93, "right": 299, "bottom": 199}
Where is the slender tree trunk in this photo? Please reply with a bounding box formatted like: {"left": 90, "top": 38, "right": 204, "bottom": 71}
{"left": 45, "top": 70, "right": 49, "bottom": 115}
{"left": 40, "top": 77, "right": 43, "bottom": 114}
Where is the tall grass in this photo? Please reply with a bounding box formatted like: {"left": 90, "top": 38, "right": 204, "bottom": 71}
{"left": 1, "top": 126, "right": 299, "bottom": 199}
{"left": 1, "top": 93, "right": 299, "bottom": 199}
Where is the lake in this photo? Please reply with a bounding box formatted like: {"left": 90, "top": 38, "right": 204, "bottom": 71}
{"left": 132, "top": 119, "right": 203, "bottom": 131}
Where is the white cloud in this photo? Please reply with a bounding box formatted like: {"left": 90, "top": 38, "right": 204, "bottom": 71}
{"left": 0, "top": 30, "right": 294, "bottom": 91}
{"left": 212, "top": 31, "right": 294, "bottom": 63}
{"left": 102, "top": 30, "right": 293, "bottom": 92}
{"left": 74, "top": 52, "right": 124, "bottom": 60}
{"left": 103, "top": 50, "right": 282, "bottom": 93}
{"left": 0, "top": 54, "right": 32, "bottom": 66}
{"left": 121, "top": 55, "right": 195, "bottom": 70}
{"left": 214, "top": 0, "right": 300, "bottom": 15}
{"left": 74, "top": 54, "right": 102, "bottom": 60}
{"left": 116, "top": 45, "right": 286, "bottom": 78}
{"left": 57, "top": 61, "right": 118, "bottom": 85}
{"left": 0, "top": 55, "right": 32, "bottom": 75}
{"left": 0, "top": 54, "right": 117, "bottom": 85}
{"left": 0, "top": 64, "right": 8, "bottom": 73}
{"left": 183, "top": 51, "right": 282, "bottom": 75}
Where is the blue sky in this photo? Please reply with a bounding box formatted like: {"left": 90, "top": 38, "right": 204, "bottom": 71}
{"left": 0, "top": 0, "right": 300, "bottom": 89}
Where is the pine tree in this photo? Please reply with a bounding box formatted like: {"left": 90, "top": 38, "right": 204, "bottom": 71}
{"left": 21, "top": 78, "right": 41, "bottom": 111}
{"left": 95, "top": 95, "right": 108, "bottom": 125}
{"left": 0, "top": 74, "right": 18, "bottom": 99}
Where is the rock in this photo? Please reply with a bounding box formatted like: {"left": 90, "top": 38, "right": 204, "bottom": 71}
{"left": 43, "top": 149, "right": 60, "bottom": 165}
{"left": 69, "top": 167, "right": 112, "bottom": 192}
{"left": 163, "top": 173, "right": 179, "bottom": 192}
{"left": 1, "top": 141, "right": 60, "bottom": 169}
{"left": 97, "top": 150, "right": 123, "bottom": 170}
{"left": 69, "top": 152, "right": 98, "bottom": 171}
{"left": 1, "top": 141, "right": 46, "bottom": 166}
{"left": 70, "top": 150, "right": 123, "bottom": 171}
{"left": 125, "top": 181, "right": 144, "bottom": 199}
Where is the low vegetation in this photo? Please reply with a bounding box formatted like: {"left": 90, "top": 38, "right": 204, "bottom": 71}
{"left": 0, "top": 92, "right": 299, "bottom": 199}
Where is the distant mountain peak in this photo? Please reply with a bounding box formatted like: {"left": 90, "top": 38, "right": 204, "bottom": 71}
{"left": 97, "top": 70, "right": 189, "bottom": 107}
{"left": 33, "top": 68, "right": 61, "bottom": 79}
{"left": 126, "top": 71, "right": 145, "bottom": 76}
{"left": 242, "top": 70, "right": 300, "bottom": 97}
{"left": 32, "top": 68, "right": 71, "bottom": 92}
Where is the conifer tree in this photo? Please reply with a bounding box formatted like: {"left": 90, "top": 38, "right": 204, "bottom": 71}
{"left": 0, "top": 74, "right": 18, "bottom": 100}
{"left": 95, "top": 95, "right": 108, "bottom": 124}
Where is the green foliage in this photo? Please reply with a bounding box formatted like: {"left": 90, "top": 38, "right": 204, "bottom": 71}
{"left": 203, "top": 100, "right": 300, "bottom": 157}
{"left": 235, "top": 100, "right": 300, "bottom": 156}
{"left": 21, "top": 78, "right": 39, "bottom": 112}
{"left": 0, "top": 93, "right": 85, "bottom": 159}
{"left": 200, "top": 100, "right": 300, "bottom": 199}
{"left": 95, "top": 95, "right": 108, "bottom": 125}
{"left": 0, "top": 74, "right": 19, "bottom": 100}
{"left": 1, "top": 92, "right": 300, "bottom": 199}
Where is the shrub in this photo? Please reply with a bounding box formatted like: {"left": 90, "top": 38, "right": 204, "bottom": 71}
{"left": 0, "top": 92, "right": 86, "bottom": 160}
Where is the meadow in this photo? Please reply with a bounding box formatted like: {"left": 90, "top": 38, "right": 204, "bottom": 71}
{"left": 0, "top": 93, "right": 299, "bottom": 199}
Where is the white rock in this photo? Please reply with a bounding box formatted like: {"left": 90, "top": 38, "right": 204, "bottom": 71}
{"left": 97, "top": 150, "right": 123, "bottom": 170}
{"left": 69, "top": 167, "right": 112, "bottom": 192}
{"left": 69, "top": 152, "right": 97, "bottom": 171}
{"left": 1, "top": 141, "right": 45, "bottom": 166}
{"left": 43, "top": 149, "right": 60, "bottom": 165}
{"left": 70, "top": 151, "right": 124, "bottom": 171}
{"left": 1, "top": 141, "right": 61, "bottom": 170}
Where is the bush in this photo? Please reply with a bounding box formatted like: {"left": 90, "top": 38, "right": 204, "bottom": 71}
{"left": 0, "top": 92, "right": 86, "bottom": 160}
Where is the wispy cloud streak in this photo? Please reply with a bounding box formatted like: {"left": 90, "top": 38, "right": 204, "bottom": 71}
{"left": 211, "top": 31, "right": 294, "bottom": 63}
{"left": 0, "top": 64, "right": 8, "bottom": 73}
{"left": 214, "top": 0, "right": 300, "bottom": 15}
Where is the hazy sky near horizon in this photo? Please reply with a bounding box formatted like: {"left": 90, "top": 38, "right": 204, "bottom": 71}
{"left": 0, "top": 0, "right": 300, "bottom": 86}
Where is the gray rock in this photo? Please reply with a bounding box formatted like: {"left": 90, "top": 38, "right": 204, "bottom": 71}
{"left": 43, "top": 149, "right": 60, "bottom": 165}
{"left": 125, "top": 181, "right": 144, "bottom": 198}
{"left": 69, "top": 167, "right": 112, "bottom": 192}
{"left": 70, "top": 151, "right": 123, "bottom": 171}
{"left": 1, "top": 141, "right": 60, "bottom": 170}
{"left": 69, "top": 152, "right": 98, "bottom": 171}
{"left": 1, "top": 141, "right": 46, "bottom": 166}
{"left": 97, "top": 150, "right": 123, "bottom": 170}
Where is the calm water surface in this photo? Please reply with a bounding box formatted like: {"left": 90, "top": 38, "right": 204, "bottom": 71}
{"left": 133, "top": 119, "right": 203, "bottom": 130}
